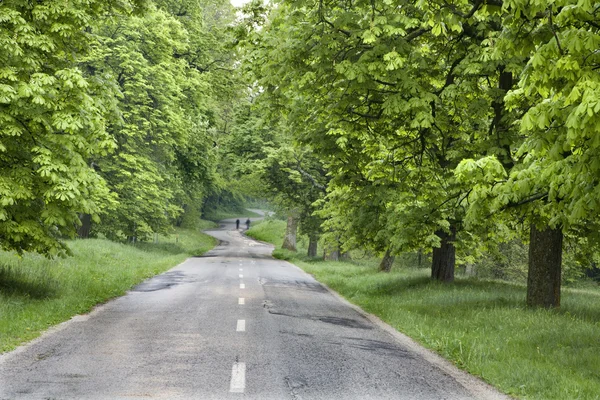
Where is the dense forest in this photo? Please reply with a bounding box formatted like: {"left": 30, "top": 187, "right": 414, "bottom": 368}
{"left": 1, "top": 0, "right": 599, "bottom": 309}
{"left": 0, "top": 0, "right": 248, "bottom": 249}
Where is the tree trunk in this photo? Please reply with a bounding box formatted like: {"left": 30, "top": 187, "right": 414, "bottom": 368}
{"left": 77, "top": 214, "right": 92, "bottom": 238}
{"left": 584, "top": 262, "right": 600, "bottom": 281}
{"left": 308, "top": 234, "right": 318, "bottom": 257}
{"left": 417, "top": 249, "right": 422, "bottom": 267}
{"left": 527, "top": 224, "right": 563, "bottom": 308}
{"left": 378, "top": 248, "right": 395, "bottom": 272}
{"left": 323, "top": 235, "right": 341, "bottom": 261}
{"left": 281, "top": 215, "right": 298, "bottom": 251}
{"left": 431, "top": 226, "right": 456, "bottom": 282}
{"left": 493, "top": 67, "right": 515, "bottom": 169}
{"left": 323, "top": 247, "right": 339, "bottom": 261}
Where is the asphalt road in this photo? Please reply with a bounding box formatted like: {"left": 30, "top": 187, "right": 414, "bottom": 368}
{"left": 0, "top": 216, "right": 508, "bottom": 400}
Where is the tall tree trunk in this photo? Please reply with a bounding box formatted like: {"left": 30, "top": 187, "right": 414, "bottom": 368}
{"left": 431, "top": 226, "right": 456, "bottom": 282}
{"left": 77, "top": 214, "right": 92, "bottom": 238}
{"left": 281, "top": 214, "right": 298, "bottom": 251}
{"left": 308, "top": 234, "right": 318, "bottom": 257}
{"left": 378, "top": 248, "right": 395, "bottom": 272}
{"left": 527, "top": 224, "right": 562, "bottom": 308}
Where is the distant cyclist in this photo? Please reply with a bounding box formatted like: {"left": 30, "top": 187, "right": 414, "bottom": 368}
{"left": 245, "top": 218, "right": 251, "bottom": 230}
{"left": 236, "top": 219, "right": 240, "bottom": 230}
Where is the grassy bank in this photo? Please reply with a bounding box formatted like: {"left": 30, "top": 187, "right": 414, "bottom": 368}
{"left": 0, "top": 228, "right": 216, "bottom": 353}
{"left": 246, "top": 220, "right": 600, "bottom": 399}
{"left": 203, "top": 207, "right": 261, "bottom": 222}
{"left": 246, "top": 219, "right": 286, "bottom": 245}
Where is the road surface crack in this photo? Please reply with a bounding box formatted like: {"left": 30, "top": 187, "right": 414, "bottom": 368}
{"left": 285, "top": 376, "right": 307, "bottom": 400}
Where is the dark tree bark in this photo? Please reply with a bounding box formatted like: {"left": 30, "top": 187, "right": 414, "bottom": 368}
{"left": 281, "top": 214, "right": 298, "bottom": 251}
{"left": 431, "top": 226, "right": 456, "bottom": 282}
{"left": 492, "top": 67, "right": 515, "bottom": 169}
{"left": 527, "top": 224, "right": 563, "bottom": 308}
{"left": 378, "top": 248, "right": 395, "bottom": 272}
{"left": 77, "top": 214, "right": 92, "bottom": 238}
{"left": 584, "top": 262, "right": 600, "bottom": 281}
{"left": 308, "top": 234, "right": 318, "bottom": 257}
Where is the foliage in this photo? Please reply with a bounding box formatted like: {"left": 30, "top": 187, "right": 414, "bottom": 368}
{"left": 0, "top": 0, "right": 247, "bottom": 253}
{"left": 260, "top": 144, "right": 327, "bottom": 238}
{"left": 209, "top": 99, "right": 274, "bottom": 210}
{"left": 90, "top": 1, "right": 241, "bottom": 240}
{"left": 91, "top": 6, "right": 190, "bottom": 239}
{"left": 247, "top": 0, "right": 525, "bottom": 272}
{"left": 246, "top": 0, "right": 600, "bottom": 292}
{"left": 0, "top": 0, "right": 146, "bottom": 255}
{"left": 245, "top": 218, "right": 286, "bottom": 245}
{"left": 455, "top": 0, "right": 600, "bottom": 237}
{"left": 499, "top": 0, "right": 600, "bottom": 232}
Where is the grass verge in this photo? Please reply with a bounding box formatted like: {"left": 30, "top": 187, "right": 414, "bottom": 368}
{"left": 0, "top": 227, "right": 216, "bottom": 353}
{"left": 246, "top": 220, "right": 600, "bottom": 400}
{"left": 245, "top": 219, "right": 286, "bottom": 245}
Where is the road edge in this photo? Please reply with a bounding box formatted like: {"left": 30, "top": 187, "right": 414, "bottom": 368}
{"left": 283, "top": 260, "right": 514, "bottom": 400}
{"left": 0, "top": 259, "right": 191, "bottom": 363}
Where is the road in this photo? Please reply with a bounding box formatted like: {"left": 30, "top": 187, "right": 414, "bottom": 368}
{"left": 0, "top": 216, "right": 508, "bottom": 400}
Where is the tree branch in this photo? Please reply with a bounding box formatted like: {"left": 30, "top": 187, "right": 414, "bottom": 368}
{"left": 405, "top": 28, "right": 431, "bottom": 42}
{"left": 295, "top": 165, "right": 327, "bottom": 192}
{"left": 505, "top": 192, "right": 549, "bottom": 209}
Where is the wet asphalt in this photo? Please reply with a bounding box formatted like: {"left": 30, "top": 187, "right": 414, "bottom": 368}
{"left": 0, "top": 215, "right": 507, "bottom": 399}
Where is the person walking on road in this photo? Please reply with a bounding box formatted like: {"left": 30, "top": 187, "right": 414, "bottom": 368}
{"left": 236, "top": 219, "right": 240, "bottom": 230}
{"left": 245, "top": 218, "right": 251, "bottom": 230}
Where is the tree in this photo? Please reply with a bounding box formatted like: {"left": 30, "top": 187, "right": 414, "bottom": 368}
{"left": 260, "top": 144, "right": 328, "bottom": 256}
{"left": 211, "top": 97, "right": 275, "bottom": 212}
{"left": 0, "top": 0, "right": 145, "bottom": 255}
{"left": 90, "top": 6, "right": 193, "bottom": 240}
{"left": 457, "top": 0, "right": 600, "bottom": 307}
{"left": 250, "top": 0, "right": 523, "bottom": 281}
{"left": 88, "top": 0, "right": 240, "bottom": 239}
{"left": 163, "top": 0, "right": 240, "bottom": 228}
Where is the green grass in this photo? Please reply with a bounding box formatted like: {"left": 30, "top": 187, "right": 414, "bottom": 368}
{"left": 246, "top": 219, "right": 286, "bottom": 245}
{"left": 0, "top": 227, "right": 216, "bottom": 353}
{"left": 203, "top": 207, "right": 261, "bottom": 222}
{"left": 247, "top": 220, "right": 600, "bottom": 400}
{"left": 196, "top": 219, "right": 219, "bottom": 230}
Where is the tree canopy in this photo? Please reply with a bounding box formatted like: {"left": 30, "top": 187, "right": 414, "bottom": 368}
{"left": 244, "top": 0, "right": 600, "bottom": 307}
{"left": 2, "top": 0, "right": 599, "bottom": 308}
{"left": 0, "top": 0, "right": 241, "bottom": 253}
